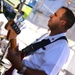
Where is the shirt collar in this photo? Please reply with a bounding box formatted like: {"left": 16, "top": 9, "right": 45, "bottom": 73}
{"left": 48, "top": 33, "right": 66, "bottom": 42}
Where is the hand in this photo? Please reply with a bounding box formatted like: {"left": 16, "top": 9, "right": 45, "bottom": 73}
{"left": 7, "top": 46, "right": 23, "bottom": 71}
{"left": 7, "top": 47, "right": 47, "bottom": 75}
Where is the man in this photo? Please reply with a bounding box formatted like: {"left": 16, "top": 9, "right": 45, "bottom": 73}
{"left": 7, "top": 6, "right": 75, "bottom": 75}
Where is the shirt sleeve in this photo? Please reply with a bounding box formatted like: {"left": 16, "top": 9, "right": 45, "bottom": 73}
{"left": 39, "top": 41, "right": 70, "bottom": 75}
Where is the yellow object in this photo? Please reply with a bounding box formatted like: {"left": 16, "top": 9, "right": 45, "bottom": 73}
{"left": 22, "top": 5, "right": 32, "bottom": 19}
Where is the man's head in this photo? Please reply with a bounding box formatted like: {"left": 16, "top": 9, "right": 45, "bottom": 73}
{"left": 60, "top": 6, "right": 75, "bottom": 30}
{"left": 48, "top": 6, "right": 75, "bottom": 32}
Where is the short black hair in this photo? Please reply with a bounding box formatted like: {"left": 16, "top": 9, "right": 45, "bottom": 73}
{"left": 60, "top": 6, "right": 75, "bottom": 30}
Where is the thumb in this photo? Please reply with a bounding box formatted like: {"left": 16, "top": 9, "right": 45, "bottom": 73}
{"left": 15, "top": 45, "right": 19, "bottom": 52}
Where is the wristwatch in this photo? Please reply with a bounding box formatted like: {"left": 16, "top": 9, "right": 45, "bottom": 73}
{"left": 17, "top": 66, "right": 27, "bottom": 74}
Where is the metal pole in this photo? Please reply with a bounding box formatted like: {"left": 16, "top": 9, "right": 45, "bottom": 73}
{"left": 0, "top": 0, "right": 3, "bottom": 13}
{"left": 18, "top": 0, "right": 26, "bottom": 12}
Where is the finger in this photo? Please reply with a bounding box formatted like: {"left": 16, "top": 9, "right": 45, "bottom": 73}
{"left": 8, "top": 47, "right": 14, "bottom": 53}
{"left": 15, "top": 45, "right": 19, "bottom": 52}
{"left": 15, "top": 45, "right": 21, "bottom": 55}
{"left": 7, "top": 47, "right": 16, "bottom": 58}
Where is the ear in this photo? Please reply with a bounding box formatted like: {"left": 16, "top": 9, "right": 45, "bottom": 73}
{"left": 61, "top": 20, "right": 66, "bottom": 26}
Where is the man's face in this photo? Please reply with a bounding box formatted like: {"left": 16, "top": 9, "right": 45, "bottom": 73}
{"left": 48, "top": 8, "right": 66, "bottom": 30}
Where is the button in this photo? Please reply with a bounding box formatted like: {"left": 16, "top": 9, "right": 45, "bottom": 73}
{"left": 52, "top": 38, "right": 54, "bottom": 40}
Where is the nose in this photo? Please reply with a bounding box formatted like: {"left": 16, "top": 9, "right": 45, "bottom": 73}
{"left": 50, "top": 14, "right": 54, "bottom": 18}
